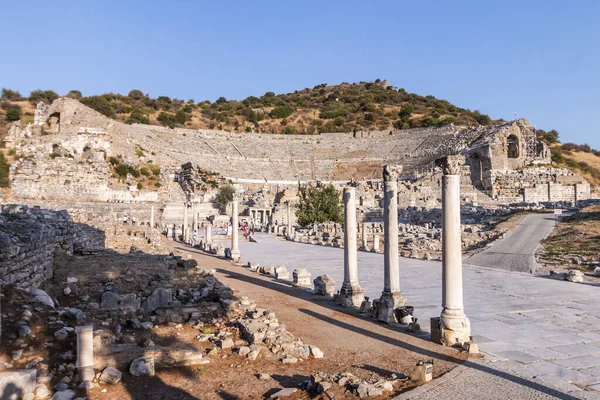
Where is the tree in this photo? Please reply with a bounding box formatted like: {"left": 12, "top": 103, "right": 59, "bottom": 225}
{"left": 66, "top": 90, "right": 82, "bottom": 99}
{"left": 215, "top": 185, "right": 234, "bottom": 212}
{"left": 398, "top": 103, "right": 414, "bottom": 121}
{"left": 269, "top": 104, "right": 294, "bottom": 119}
{"left": 296, "top": 184, "right": 343, "bottom": 226}
{"left": 1, "top": 88, "right": 21, "bottom": 100}
{"left": 29, "top": 89, "right": 59, "bottom": 104}
{"left": 5, "top": 108, "right": 21, "bottom": 121}
{"left": 128, "top": 89, "right": 145, "bottom": 99}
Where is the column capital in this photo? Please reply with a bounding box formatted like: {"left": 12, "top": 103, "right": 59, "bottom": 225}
{"left": 440, "top": 155, "right": 464, "bottom": 176}
{"left": 383, "top": 165, "right": 402, "bottom": 182}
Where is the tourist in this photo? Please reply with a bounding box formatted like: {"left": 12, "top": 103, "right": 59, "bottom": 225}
{"left": 192, "top": 230, "right": 198, "bottom": 245}
{"left": 123, "top": 215, "right": 128, "bottom": 224}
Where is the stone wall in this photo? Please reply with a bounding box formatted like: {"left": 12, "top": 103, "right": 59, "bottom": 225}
{"left": 0, "top": 204, "right": 106, "bottom": 289}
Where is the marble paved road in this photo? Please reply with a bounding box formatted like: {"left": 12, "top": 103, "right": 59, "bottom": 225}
{"left": 239, "top": 234, "right": 600, "bottom": 398}
{"left": 467, "top": 213, "right": 558, "bottom": 273}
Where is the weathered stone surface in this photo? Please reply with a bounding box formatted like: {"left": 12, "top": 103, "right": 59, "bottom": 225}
{"left": 269, "top": 388, "right": 297, "bottom": 398}
{"left": 292, "top": 269, "right": 312, "bottom": 288}
{"left": 129, "top": 357, "right": 155, "bottom": 377}
{"left": 0, "top": 369, "right": 36, "bottom": 398}
{"left": 142, "top": 288, "right": 172, "bottom": 312}
{"left": 50, "top": 390, "right": 76, "bottom": 400}
{"left": 99, "top": 367, "right": 122, "bottom": 384}
{"left": 313, "top": 275, "right": 335, "bottom": 296}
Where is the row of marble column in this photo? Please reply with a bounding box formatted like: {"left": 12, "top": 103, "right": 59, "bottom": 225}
{"left": 338, "top": 156, "right": 471, "bottom": 346}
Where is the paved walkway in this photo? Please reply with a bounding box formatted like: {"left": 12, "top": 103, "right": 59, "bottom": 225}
{"left": 238, "top": 231, "right": 600, "bottom": 399}
{"left": 467, "top": 213, "right": 557, "bottom": 272}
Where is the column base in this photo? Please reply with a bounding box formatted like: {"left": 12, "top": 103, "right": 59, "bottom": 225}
{"left": 439, "top": 308, "right": 471, "bottom": 347}
{"left": 229, "top": 249, "right": 241, "bottom": 263}
{"left": 337, "top": 282, "right": 364, "bottom": 308}
{"left": 374, "top": 291, "right": 407, "bottom": 323}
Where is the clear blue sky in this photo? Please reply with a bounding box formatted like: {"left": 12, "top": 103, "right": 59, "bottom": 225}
{"left": 1, "top": 1, "right": 598, "bottom": 148}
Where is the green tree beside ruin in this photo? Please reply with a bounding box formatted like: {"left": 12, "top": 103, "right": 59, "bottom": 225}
{"left": 296, "top": 184, "right": 343, "bottom": 226}
{"left": 215, "top": 185, "right": 234, "bottom": 213}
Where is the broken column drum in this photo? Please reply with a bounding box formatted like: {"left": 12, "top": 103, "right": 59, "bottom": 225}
{"left": 75, "top": 325, "right": 95, "bottom": 381}
{"left": 337, "top": 186, "right": 364, "bottom": 308}
{"left": 230, "top": 187, "right": 241, "bottom": 262}
{"left": 376, "top": 165, "right": 407, "bottom": 323}
{"left": 205, "top": 225, "right": 212, "bottom": 243}
{"left": 439, "top": 156, "right": 471, "bottom": 346}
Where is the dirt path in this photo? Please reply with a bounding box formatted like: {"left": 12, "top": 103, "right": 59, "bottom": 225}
{"left": 168, "top": 243, "right": 469, "bottom": 398}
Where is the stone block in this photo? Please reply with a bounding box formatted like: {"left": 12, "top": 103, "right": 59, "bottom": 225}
{"left": 430, "top": 317, "right": 441, "bottom": 344}
{"left": 292, "top": 269, "right": 312, "bottom": 288}
{"left": 142, "top": 288, "right": 172, "bottom": 312}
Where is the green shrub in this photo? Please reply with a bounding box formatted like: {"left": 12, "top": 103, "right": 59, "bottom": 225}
{"left": 5, "top": 108, "right": 21, "bottom": 121}
{"left": 128, "top": 89, "right": 145, "bottom": 99}
{"left": 137, "top": 182, "right": 143, "bottom": 190}
{"left": 319, "top": 102, "right": 350, "bottom": 119}
{"left": 126, "top": 108, "right": 150, "bottom": 124}
{"left": 269, "top": 104, "right": 295, "bottom": 119}
{"left": 157, "top": 112, "right": 176, "bottom": 128}
{"left": 140, "top": 167, "right": 150, "bottom": 176}
{"left": 0, "top": 152, "right": 9, "bottom": 187}
{"left": 215, "top": 185, "right": 234, "bottom": 212}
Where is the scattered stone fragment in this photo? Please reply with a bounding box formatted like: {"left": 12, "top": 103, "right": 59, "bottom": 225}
{"left": 99, "top": 367, "right": 122, "bottom": 384}
{"left": 129, "top": 357, "right": 155, "bottom": 377}
{"left": 269, "top": 388, "right": 297, "bottom": 398}
{"left": 313, "top": 275, "right": 336, "bottom": 296}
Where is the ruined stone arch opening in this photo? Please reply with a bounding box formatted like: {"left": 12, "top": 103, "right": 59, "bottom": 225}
{"left": 45, "top": 112, "right": 61, "bottom": 134}
{"left": 507, "top": 134, "right": 520, "bottom": 159}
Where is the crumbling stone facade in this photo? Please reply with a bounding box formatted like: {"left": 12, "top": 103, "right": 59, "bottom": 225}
{"left": 0, "top": 204, "right": 105, "bottom": 289}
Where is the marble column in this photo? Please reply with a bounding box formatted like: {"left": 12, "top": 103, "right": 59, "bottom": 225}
{"left": 230, "top": 192, "right": 241, "bottom": 262}
{"left": 372, "top": 235, "right": 380, "bottom": 253}
{"left": 376, "top": 165, "right": 407, "bottom": 323}
{"left": 75, "top": 325, "right": 94, "bottom": 381}
{"left": 337, "top": 187, "right": 364, "bottom": 308}
{"left": 362, "top": 223, "right": 368, "bottom": 250}
{"left": 150, "top": 205, "right": 155, "bottom": 228}
{"left": 439, "top": 156, "right": 471, "bottom": 346}
{"left": 183, "top": 204, "right": 188, "bottom": 243}
{"left": 205, "top": 225, "right": 212, "bottom": 243}
{"left": 287, "top": 201, "right": 293, "bottom": 239}
{"left": 192, "top": 204, "right": 198, "bottom": 232}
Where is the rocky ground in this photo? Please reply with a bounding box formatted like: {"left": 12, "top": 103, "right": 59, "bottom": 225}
{"left": 536, "top": 205, "right": 600, "bottom": 283}
{"left": 0, "top": 231, "right": 474, "bottom": 400}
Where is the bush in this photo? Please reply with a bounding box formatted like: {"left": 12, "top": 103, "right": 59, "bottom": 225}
{"left": 319, "top": 102, "right": 350, "bottom": 119}
{"left": 5, "top": 108, "right": 21, "bottom": 121}
{"left": 29, "top": 89, "right": 59, "bottom": 104}
{"left": 137, "top": 182, "right": 143, "bottom": 190}
{"left": 398, "top": 103, "right": 414, "bottom": 121}
{"left": 80, "top": 96, "right": 115, "bottom": 118}
{"left": 66, "top": 90, "right": 82, "bottom": 99}
{"left": 474, "top": 112, "right": 491, "bottom": 125}
{"left": 157, "top": 111, "right": 176, "bottom": 128}
{"left": 296, "top": 184, "right": 343, "bottom": 226}
{"left": 174, "top": 109, "right": 190, "bottom": 124}
{"left": 269, "top": 104, "right": 295, "bottom": 119}
{"left": 1, "top": 88, "right": 21, "bottom": 101}
{"left": 0, "top": 152, "right": 9, "bottom": 187}
{"left": 126, "top": 108, "right": 150, "bottom": 124}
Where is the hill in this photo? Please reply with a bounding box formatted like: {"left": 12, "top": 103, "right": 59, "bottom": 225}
{"left": 1, "top": 82, "right": 599, "bottom": 189}
{"left": 0, "top": 81, "right": 500, "bottom": 137}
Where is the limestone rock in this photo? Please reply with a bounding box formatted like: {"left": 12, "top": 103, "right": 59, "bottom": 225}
{"left": 142, "top": 288, "right": 172, "bottom": 312}
{"left": 50, "top": 390, "right": 76, "bottom": 400}
{"left": 309, "top": 346, "right": 324, "bottom": 359}
{"left": 0, "top": 369, "right": 36, "bottom": 399}
{"left": 566, "top": 270, "right": 584, "bottom": 282}
{"left": 129, "top": 357, "right": 155, "bottom": 377}
{"left": 269, "top": 388, "right": 297, "bottom": 398}
{"left": 313, "top": 275, "right": 335, "bottom": 296}
{"left": 99, "top": 367, "right": 122, "bottom": 384}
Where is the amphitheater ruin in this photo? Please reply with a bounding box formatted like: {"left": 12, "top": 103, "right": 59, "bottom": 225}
{"left": 1, "top": 98, "right": 599, "bottom": 399}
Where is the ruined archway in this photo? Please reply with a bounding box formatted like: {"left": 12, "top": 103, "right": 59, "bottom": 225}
{"left": 507, "top": 134, "right": 520, "bottom": 159}
{"left": 44, "top": 112, "right": 61, "bottom": 134}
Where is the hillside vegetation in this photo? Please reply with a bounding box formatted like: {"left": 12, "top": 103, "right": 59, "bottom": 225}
{"left": 1, "top": 83, "right": 599, "bottom": 189}
{"left": 0, "top": 81, "right": 500, "bottom": 137}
